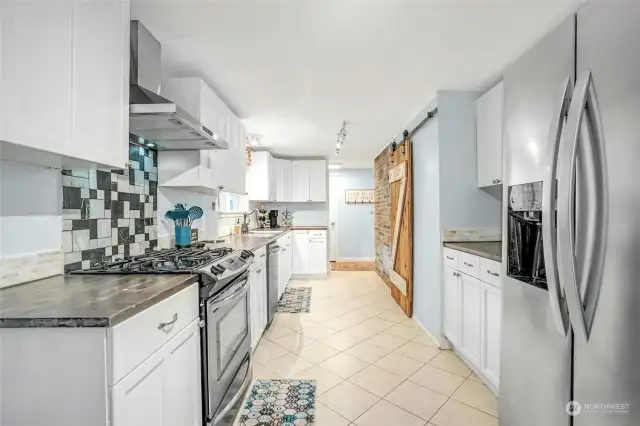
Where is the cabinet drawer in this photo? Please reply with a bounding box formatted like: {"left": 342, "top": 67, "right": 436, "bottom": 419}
{"left": 458, "top": 252, "right": 480, "bottom": 277}
{"left": 443, "top": 248, "right": 459, "bottom": 269}
{"left": 480, "top": 258, "right": 502, "bottom": 288}
{"left": 308, "top": 230, "right": 327, "bottom": 239}
{"left": 252, "top": 246, "right": 267, "bottom": 265}
{"left": 108, "top": 283, "right": 199, "bottom": 385}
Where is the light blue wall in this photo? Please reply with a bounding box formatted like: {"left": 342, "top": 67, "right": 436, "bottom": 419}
{"left": 412, "top": 113, "right": 442, "bottom": 336}
{"left": 329, "top": 169, "right": 375, "bottom": 259}
{"left": 437, "top": 91, "right": 502, "bottom": 229}
{"left": 408, "top": 92, "right": 502, "bottom": 342}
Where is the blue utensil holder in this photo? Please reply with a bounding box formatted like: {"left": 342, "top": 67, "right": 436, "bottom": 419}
{"left": 175, "top": 226, "right": 192, "bottom": 246}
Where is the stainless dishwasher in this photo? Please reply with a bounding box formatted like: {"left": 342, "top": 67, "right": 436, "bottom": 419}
{"left": 266, "top": 241, "right": 280, "bottom": 326}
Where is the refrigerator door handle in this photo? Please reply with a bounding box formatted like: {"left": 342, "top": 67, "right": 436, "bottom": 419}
{"left": 558, "top": 70, "right": 608, "bottom": 342}
{"left": 542, "top": 76, "right": 573, "bottom": 336}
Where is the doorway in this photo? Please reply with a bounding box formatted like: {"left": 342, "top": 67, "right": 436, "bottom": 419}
{"left": 329, "top": 186, "right": 339, "bottom": 262}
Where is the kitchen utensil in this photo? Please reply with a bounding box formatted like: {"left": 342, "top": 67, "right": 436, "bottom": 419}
{"left": 188, "top": 206, "right": 203, "bottom": 225}
{"left": 175, "top": 203, "right": 187, "bottom": 211}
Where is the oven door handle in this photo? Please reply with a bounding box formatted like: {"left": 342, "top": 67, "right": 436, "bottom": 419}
{"left": 210, "top": 274, "right": 249, "bottom": 311}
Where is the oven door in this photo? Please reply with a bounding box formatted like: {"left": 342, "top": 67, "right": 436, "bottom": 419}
{"left": 204, "top": 271, "right": 253, "bottom": 424}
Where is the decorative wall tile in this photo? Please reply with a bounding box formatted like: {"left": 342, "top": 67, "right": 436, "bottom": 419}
{"left": 62, "top": 137, "right": 158, "bottom": 272}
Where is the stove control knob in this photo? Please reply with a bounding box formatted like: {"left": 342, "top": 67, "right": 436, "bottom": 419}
{"left": 240, "top": 250, "right": 253, "bottom": 260}
{"left": 210, "top": 265, "right": 223, "bottom": 275}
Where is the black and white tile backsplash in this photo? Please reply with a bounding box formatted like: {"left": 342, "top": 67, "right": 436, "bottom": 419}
{"left": 62, "top": 141, "right": 158, "bottom": 272}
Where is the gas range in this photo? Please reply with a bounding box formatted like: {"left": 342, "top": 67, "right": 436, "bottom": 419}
{"left": 71, "top": 245, "right": 255, "bottom": 297}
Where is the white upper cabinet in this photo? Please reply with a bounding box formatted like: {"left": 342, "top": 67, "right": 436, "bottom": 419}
{"left": 278, "top": 159, "right": 293, "bottom": 202}
{"left": 309, "top": 160, "right": 327, "bottom": 202}
{"left": 247, "top": 151, "right": 272, "bottom": 201}
{"left": 162, "top": 78, "right": 246, "bottom": 195}
{"left": 0, "top": 0, "right": 130, "bottom": 169}
{"left": 247, "top": 156, "right": 326, "bottom": 202}
{"left": 292, "top": 161, "right": 311, "bottom": 202}
{"left": 476, "top": 81, "right": 503, "bottom": 187}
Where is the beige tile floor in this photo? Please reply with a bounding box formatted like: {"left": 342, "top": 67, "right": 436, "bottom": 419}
{"left": 238, "top": 271, "right": 499, "bottom": 426}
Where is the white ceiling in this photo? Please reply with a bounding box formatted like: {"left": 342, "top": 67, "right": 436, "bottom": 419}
{"left": 132, "top": 0, "right": 582, "bottom": 168}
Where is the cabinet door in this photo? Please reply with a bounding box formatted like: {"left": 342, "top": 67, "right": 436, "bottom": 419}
{"left": 236, "top": 122, "right": 247, "bottom": 194}
{"left": 308, "top": 239, "right": 327, "bottom": 275}
{"left": 460, "top": 273, "right": 482, "bottom": 367}
{"left": 476, "top": 81, "right": 503, "bottom": 187}
{"left": 248, "top": 268, "right": 259, "bottom": 349}
{"left": 292, "top": 161, "right": 310, "bottom": 202}
{"left": 73, "top": 0, "right": 129, "bottom": 168}
{"left": 269, "top": 155, "right": 279, "bottom": 202}
{"left": 163, "top": 319, "right": 202, "bottom": 426}
{"left": 112, "top": 349, "right": 165, "bottom": 426}
{"left": 292, "top": 231, "right": 310, "bottom": 274}
{"left": 279, "top": 160, "right": 293, "bottom": 202}
{"left": 247, "top": 151, "right": 270, "bottom": 201}
{"left": 2, "top": 0, "right": 74, "bottom": 154}
{"left": 308, "top": 160, "right": 327, "bottom": 202}
{"left": 258, "top": 264, "right": 268, "bottom": 337}
{"left": 444, "top": 267, "right": 461, "bottom": 346}
{"left": 481, "top": 282, "right": 501, "bottom": 389}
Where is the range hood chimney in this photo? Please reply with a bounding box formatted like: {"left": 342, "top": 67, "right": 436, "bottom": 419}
{"left": 129, "top": 21, "right": 228, "bottom": 150}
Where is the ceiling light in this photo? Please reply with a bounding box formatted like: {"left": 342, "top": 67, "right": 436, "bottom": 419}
{"left": 249, "top": 135, "right": 261, "bottom": 147}
{"left": 146, "top": 143, "right": 155, "bottom": 147}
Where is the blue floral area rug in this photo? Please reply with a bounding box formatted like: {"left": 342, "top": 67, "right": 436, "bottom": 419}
{"left": 237, "top": 379, "right": 316, "bottom": 425}
{"left": 277, "top": 287, "right": 312, "bottom": 313}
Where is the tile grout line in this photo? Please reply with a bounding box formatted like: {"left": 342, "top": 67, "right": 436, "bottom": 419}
{"left": 257, "top": 275, "right": 498, "bottom": 425}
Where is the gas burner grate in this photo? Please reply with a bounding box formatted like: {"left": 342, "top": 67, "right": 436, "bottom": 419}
{"left": 76, "top": 247, "right": 233, "bottom": 274}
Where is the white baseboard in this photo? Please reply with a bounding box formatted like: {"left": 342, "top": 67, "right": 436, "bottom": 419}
{"left": 451, "top": 347, "right": 499, "bottom": 396}
{"left": 291, "top": 274, "right": 328, "bottom": 280}
{"left": 412, "top": 316, "right": 452, "bottom": 350}
{"left": 335, "top": 257, "right": 375, "bottom": 262}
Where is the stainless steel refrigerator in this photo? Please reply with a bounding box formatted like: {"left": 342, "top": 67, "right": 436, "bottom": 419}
{"left": 501, "top": 2, "right": 640, "bottom": 425}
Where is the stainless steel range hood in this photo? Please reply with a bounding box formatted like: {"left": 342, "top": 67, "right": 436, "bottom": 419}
{"left": 129, "top": 21, "right": 228, "bottom": 150}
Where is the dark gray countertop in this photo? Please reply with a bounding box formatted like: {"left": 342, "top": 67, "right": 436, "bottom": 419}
{"left": 0, "top": 274, "right": 198, "bottom": 328}
{"left": 206, "top": 226, "right": 327, "bottom": 252}
{"left": 443, "top": 241, "right": 502, "bottom": 262}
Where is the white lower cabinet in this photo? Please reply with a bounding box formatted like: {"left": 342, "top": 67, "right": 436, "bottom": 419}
{"left": 481, "top": 281, "right": 501, "bottom": 388}
{"left": 293, "top": 230, "right": 327, "bottom": 276}
{"left": 162, "top": 320, "right": 202, "bottom": 426}
{"left": 443, "top": 266, "right": 461, "bottom": 346}
{"left": 293, "top": 231, "right": 311, "bottom": 274}
{"left": 460, "top": 273, "right": 482, "bottom": 367}
{"left": 308, "top": 239, "right": 327, "bottom": 275}
{"left": 443, "top": 249, "right": 501, "bottom": 392}
{"left": 112, "top": 318, "right": 202, "bottom": 426}
{"left": 249, "top": 260, "right": 268, "bottom": 349}
{"left": 112, "top": 350, "right": 164, "bottom": 426}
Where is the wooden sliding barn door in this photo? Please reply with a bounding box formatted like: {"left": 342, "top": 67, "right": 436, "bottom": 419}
{"left": 389, "top": 138, "right": 413, "bottom": 316}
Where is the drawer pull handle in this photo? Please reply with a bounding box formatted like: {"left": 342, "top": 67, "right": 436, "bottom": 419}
{"left": 256, "top": 268, "right": 262, "bottom": 274}
{"left": 446, "top": 256, "right": 454, "bottom": 260}
{"left": 487, "top": 270, "right": 499, "bottom": 277}
{"left": 261, "top": 253, "right": 265, "bottom": 257}
{"left": 464, "top": 262, "right": 473, "bottom": 267}
{"left": 158, "top": 313, "right": 178, "bottom": 331}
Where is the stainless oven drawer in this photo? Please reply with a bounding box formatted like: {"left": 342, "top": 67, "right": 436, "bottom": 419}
{"left": 204, "top": 272, "right": 252, "bottom": 424}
